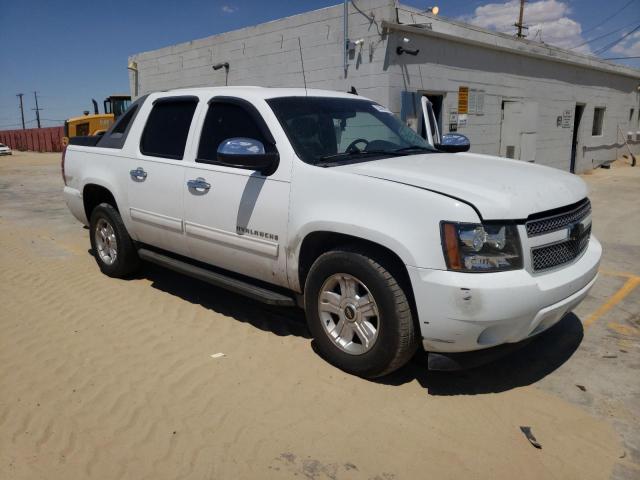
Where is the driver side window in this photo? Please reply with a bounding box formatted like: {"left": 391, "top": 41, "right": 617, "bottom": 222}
{"left": 197, "top": 102, "right": 267, "bottom": 164}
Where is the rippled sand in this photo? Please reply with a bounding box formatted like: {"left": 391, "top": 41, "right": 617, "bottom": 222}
{"left": 0, "top": 153, "right": 622, "bottom": 479}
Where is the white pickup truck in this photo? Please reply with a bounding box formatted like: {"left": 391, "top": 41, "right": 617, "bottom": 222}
{"left": 62, "top": 86, "right": 600, "bottom": 377}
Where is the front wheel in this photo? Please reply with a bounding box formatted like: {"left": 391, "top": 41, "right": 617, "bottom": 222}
{"left": 89, "top": 203, "right": 140, "bottom": 278}
{"left": 304, "top": 248, "right": 418, "bottom": 378}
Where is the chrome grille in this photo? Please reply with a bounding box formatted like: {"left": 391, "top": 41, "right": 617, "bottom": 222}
{"left": 526, "top": 198, "right": 592, "bottom": 272}
{"left": 526, "top": 199, "right": 591, "bottom": 237}
{"left": 531, "top": 225, "right": 591, "bottom": 271}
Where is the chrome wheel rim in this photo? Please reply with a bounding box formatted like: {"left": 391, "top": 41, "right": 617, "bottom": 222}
{"left": 318, "top": 273, "right": 380, "bottom": 355}
{"left": 94, "top": 218, "right": 118, "bottom": 266}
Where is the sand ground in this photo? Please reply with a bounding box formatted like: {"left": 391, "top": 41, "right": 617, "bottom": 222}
{"left": 1, "top": 151, "right": 638, "bottom": 479}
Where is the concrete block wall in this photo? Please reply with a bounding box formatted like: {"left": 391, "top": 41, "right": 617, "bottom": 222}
{"left": 128, "top": 0, "right": 640, "bottom": 173}
{"left": 129, "top": 0, "right": 397, "bottom": 107}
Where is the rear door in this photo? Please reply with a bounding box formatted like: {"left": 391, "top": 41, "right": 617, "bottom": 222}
{"left": 182, "top": 98, "right": 291, "bottom": 288}
{"left": 127, "top": 96, "right": 199, "bottom": 256}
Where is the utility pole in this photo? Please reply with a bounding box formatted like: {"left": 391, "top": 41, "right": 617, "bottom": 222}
{"left": 515, "top": 0, "right": 528, "bottom": 38}
{"left": 16, "top": 93, "right": 26, "bottom": 130}
{"left": 32, "top": 91, "right": 42, "bottom": 128}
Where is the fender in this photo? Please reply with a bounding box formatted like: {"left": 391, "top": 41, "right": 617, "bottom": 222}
{"left": 287, "top": 221, "right": 418, "bottom": 292}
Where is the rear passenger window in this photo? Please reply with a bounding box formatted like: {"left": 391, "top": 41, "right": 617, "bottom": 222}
{"left": 197, "top": 102, "right": 268, "bottom": 163}
{"left": 112, "top": 104, "right": 138, "bottom": 135}
{"left": 141, "top": 98, "right": 198, "bottom": 160}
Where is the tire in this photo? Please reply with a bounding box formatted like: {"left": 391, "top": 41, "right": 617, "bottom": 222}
{"left": 304, "top": 247, "right": 418, "bottom": 378}
{"left": 89, "top": 203, "right": 140, "bottom": 278}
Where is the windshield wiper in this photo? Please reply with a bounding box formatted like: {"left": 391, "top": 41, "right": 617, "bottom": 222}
{"left": 316, "top": 149, "right": 398, "bottom": 165}
{"left": 392, "top": 145, "right": 434, "bottom": 153}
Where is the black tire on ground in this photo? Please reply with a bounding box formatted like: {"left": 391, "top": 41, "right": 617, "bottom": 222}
{"left": 304, "top": 247, "right": 418, "bottom": 378}
{"left": 89, "top": 202, "right": 140, "bottom": 278}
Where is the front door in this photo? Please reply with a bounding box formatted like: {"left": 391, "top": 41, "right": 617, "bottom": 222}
{"left": 127, "top": 96, "right": 199, "bottom": 257}
{"left": 182, "top": 99, "right": 290, "bottom": 288}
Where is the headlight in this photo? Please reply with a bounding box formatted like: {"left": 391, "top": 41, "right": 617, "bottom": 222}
{"left": 440, "top": 222, "right": 522, "bottom": 272}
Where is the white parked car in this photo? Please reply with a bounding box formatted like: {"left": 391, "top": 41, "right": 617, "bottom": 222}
{"left": 0, "top": 143, "right": 12, "bottom": 155}
{"left": 61, "top": 87, "right": 600, "bottom": 377}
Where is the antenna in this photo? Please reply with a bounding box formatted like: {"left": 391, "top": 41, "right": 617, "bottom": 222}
{"left": 298, "top": 37, "right": 307, "bottom": 94}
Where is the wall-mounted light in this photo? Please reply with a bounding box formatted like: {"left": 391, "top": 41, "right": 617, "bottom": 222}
{"left": 397, "top": 38, "right": 419, "bottom": 56}
{"left": 425, "top": 6, "right": 439, "bottom": 15}
{"left": 212, "top": 62, "right": 230, "bottom": 86}
{"left": 212, "top": 62, "right": 229, "bottom": 71}
{"left": 397, "top": 46, "right": 420, "bottom": 55}
{"left": 346, "top": 38, "right": 365, "bottom": 52}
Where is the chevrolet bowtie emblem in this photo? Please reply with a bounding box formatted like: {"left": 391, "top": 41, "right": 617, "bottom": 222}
{"left": 569, "top": 221, "right": 584, "bottom": 242}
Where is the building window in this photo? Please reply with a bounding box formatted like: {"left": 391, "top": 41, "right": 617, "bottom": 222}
{"left": 630, "top": 108, "right": 635, "bottom": 123}
{"left": 592, "top": 107, "right": 605, "bottom": 136}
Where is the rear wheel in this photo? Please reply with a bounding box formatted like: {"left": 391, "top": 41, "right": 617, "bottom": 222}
{"left": 89, "top": 203, "right": 140, "bottom": 278}
{"left": 304, "top": 248, "right": 417, "bottom": 378}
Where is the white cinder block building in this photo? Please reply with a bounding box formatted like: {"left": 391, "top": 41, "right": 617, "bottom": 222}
{"left": 128, "top": 0, "right": 640, "bottom": 173}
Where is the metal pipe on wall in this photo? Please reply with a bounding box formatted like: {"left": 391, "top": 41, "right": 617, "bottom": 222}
{"left": 344, "top": 0, "right": 348, "bottom": 78}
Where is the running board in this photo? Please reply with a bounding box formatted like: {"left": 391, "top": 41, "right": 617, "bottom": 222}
{"left": 138, "top": 248, "right": 296, "bottom": 307}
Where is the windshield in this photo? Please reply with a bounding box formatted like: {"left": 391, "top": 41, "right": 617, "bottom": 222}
{"left": 267, "top": 97, "right": 437, "bottom": 166}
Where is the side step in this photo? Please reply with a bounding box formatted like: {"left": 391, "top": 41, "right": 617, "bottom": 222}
{"left": 138, "top": 248, "right": 296, "bottom": 307}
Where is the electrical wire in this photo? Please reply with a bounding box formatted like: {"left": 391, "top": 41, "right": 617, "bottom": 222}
{"left": 571, "top": 19, "right": 640, "bottom": 48}
{"left": 593, "top": 23, "right": 640, "bottom": 55}
{"left": 580, "top": 0, "right": 638, "bottom": 37}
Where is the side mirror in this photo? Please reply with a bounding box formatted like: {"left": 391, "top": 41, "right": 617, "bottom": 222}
{"left": 217, "top": 137, "right": 279, "bottom": 175}
{"left": 436, "top": 133, "right": 470, "bottom": 153}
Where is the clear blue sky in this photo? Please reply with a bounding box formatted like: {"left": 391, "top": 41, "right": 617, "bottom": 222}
{"left": 1, "top": 0, "right": 638, "bottom": 129}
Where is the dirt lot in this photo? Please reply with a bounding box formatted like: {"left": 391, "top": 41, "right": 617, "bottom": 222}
{"left": 1, "top": 151, "right": 638, "bottom": 480}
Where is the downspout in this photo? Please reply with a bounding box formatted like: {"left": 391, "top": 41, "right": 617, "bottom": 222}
{"left": 127, "top": 61, "right": 139, "bottom": 98}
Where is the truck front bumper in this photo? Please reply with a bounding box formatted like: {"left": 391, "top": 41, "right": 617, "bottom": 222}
{"left": 408, "top": 236, "right": 601, "bottom": 353}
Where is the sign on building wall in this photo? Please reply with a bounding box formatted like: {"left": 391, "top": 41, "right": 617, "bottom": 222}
{"left": 458, "top": 87, "right": 469, "bottom": 114}
{"left": 562, "top": 110, "right": 572, "bottom": 128}
{"left": 476, "top": 90, "right": 485, "bottom": 115}
{"left": 459, "top": 86, "right": 484, "bottom": 118}
{"left": 449, "top": 112, "right": 458, "bottom": 132}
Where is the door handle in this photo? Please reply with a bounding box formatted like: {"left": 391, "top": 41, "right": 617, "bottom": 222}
{"left": 130, "top": 167, "right": 147, "bottom": 181}
{"left": 187, "top": 177, "right": 211, "bottom": 192}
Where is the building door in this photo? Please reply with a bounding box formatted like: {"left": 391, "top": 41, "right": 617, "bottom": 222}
{"left": 499, "top": 100, "right": 538, "bottom": 161}
{"left": 419, "top": 93, "right": 444, "bottom": 140}
{"left": 570, "top": 104, "right": 585, "bottom": 173}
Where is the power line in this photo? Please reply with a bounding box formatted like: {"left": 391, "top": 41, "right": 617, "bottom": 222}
{"left": 571, "top": 19, "right": 640, "bottom": 48}
{"left": 581, "top": 0, "right": 638, "bottom": 37}
{"left": 594, "top": 23, "right": 640, "bottom": 55}
{"left": 604, "top": 55, "right": 640, "bottom": 59}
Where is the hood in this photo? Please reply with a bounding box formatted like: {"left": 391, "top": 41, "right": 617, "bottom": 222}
{"left": 338, "top": 152, "right": 588, "bottom": 220}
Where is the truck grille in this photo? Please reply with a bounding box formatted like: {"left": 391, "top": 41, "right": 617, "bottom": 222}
{"left": 526, "top": 199, "right": 591, "bottom": 236}
{"left": 526, "top": 198, "right": 592, "bottom": 272}
{"left": 531, "top": 225, "right": 591, "bottom": 271}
